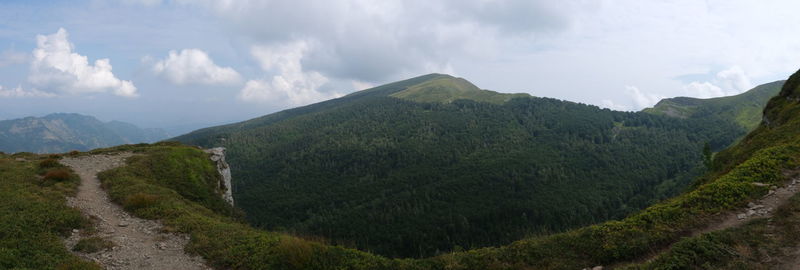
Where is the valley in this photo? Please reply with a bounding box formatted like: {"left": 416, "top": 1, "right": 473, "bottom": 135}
{"left": 176, "top": 74, "right": 778, "bottom": 258}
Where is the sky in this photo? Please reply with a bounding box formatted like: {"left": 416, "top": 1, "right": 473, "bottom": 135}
{"left": 2, "top": 0, "right": 800, "bottom": 134}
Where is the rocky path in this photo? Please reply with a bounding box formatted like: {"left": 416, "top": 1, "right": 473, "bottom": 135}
{"left": 696, "top": 179, "right": 800, "bottom": 235}
{"left": 604, "top": 177, "right": 800, "bottom": 269}
{"left": 61, "top": 153, "right": 211, "bottom": 270}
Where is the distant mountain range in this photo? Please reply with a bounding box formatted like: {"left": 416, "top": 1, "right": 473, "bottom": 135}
{"left": 174, "top": 74, "right": 771, "bottom": 258}
{"left": 0, "top": 113, "right": 168, "bottom": 153}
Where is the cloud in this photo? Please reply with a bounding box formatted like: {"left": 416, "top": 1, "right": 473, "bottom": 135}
{"left": 683, "top": 82, "right": 724, "bottom": 99}
{"left": 599, "top": 99, "right": 630, "bottom": 111}
{"left": 172, "top": 0, "right": 577, "bottom": 83}
{"left": 682, "top": 66, "right": 753, "bottom": 98}
{"left": 28, "top": 28, "right": 138, "bottom": 97}
{"left": 627, "top": 86, "right": 664, "bottom": 110}
{"left": 0, "top": 50, "right": 27, "bottom": 67}
{"left": 121, "top": 0, "right": 162, "bottom": 6}
{"left": 0, "top": 85, "right": 56, "bottom": 98}
{"left": 238, "top": 41, "right": 339, "bottom": 106}
{"left": 152, "top": 49, "right": 241, "bottom": 85}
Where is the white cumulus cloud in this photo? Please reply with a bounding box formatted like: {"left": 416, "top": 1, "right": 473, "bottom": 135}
{"left": 627, "top": 86, "right": 664, "bottom": 110}
{"left": 683, "top": 66, "right": 753, "bottom": 98}
{"left": 238, "top": 41, "right": 339, "bottom": 106}
{"left": 0, "top": 85, "right": 56, "bottom": 98}
{"left": 28, "top": 28, "right": 138, "bottom": 98}
{"left": 152, "top": 49, "right": 241, "bottom": 85}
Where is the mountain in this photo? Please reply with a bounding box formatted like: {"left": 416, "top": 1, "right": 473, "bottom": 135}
{"left": 644, "top": 81, "right": 784, "bottom": 131}
{"left": 174, "top": 74, "right": 759, "bottom": 258}
{"left": 0, "top": 113, "right": 168, "bottom": 153}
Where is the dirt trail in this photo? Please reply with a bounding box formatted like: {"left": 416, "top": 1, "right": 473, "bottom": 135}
{"left": 696, "top": 178, "right": 799, "bottom": 235}
{"left": 606, "top": 177, "right": 800, "bottom": 269}
{"left": 61, "top": 153, "right": 211, "bottom": 270}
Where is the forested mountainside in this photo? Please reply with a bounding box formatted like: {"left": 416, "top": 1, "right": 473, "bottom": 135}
{"left": 174, "top": 74, "right": 763, "bottom": 258}
{"left": 0, "top": 113, "right": 167, "bottom": 154}
{"left": 644, "top": 80, "right": 783, "bottom": 131}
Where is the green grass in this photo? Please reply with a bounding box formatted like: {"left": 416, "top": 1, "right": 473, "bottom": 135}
{"left": 0, "top": 153, "right": 100, "bottom": 269}
{"left": 389, "top": 76, "right": 529, "bottom": 104}
{"left": 644, "top": 80, "right": 783, "bottom": 131}
{"left": 624, "top": 189, "right": 800, "bottom": 269}
{"left": 73, "top": 237, "right": 114, "bottom": 253}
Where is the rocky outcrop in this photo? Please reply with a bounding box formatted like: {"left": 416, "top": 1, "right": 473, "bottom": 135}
{"left": 204, "top": 147, "right": 234, "bottom": 206}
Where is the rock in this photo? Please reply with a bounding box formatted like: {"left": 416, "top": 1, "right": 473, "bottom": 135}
{"left": 737, "top": 213, "right": 747, "bottom": 220}
{"left": 203, "top": 147, "right": 234, "bottom": 206}
{"left": 118, "top": 222, "right": 129, "bottom": 227}
{"left": 747, "top": 209, "right": 756, "bottom": 216}
{"left": 72, "top": 229, "right": 79, "bottom": 233}
{"left": 157, "top": 243, "right": 168, "bottom": 250}
{"left": 592, "top": 266, "right": 604, "bottom": 270}
{"left": 770, "top": 185, "right": 778, "bottom": 190}
{"left": 752, "top": 182, "right": 768, "bottom": 187}
{"left": 747, "top": 202, "right": 756, "bottom": 208}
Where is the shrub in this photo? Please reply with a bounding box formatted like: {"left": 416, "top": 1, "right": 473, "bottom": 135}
{"left": 68, "top": 150, "right": 81, "bottom": 157}
{"left": 123, "top": 193, "right": 160, "bottom": 211}
{"left": 276, "top": 236, "right": 315, "bottom": 269}
{"left": 39, "top": 158, "right": 61, "bottom": 169}
{"left": 72, "top": 237, "right": 114, "bottom": 253}
{"left": 43, "top": 169, "right": 72, "bottom": 182}
{"left": 55, "top": 258, "right": 102, "bottom": 270}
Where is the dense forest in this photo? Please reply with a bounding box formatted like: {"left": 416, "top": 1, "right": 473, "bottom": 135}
{"left": 175, "top": 74, "right": 754, "bottom": 258}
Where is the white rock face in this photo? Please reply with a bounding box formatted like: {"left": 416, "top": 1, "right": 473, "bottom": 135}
{"left": 204, "top": 147, "right": 234, "bottom": 206}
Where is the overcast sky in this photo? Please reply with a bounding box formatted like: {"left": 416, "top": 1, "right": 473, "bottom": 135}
{"left": 2, "top": 0, "right": 800, "bottom": 133}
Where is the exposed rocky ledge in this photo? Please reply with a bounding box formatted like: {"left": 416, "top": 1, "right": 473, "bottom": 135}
{"left": 204, "top": 147, "right": 234, "bottom": 206}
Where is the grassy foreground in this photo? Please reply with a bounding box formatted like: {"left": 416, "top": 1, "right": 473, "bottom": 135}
{"left": 0, "top": 152, "right": 99, "bottom": 269}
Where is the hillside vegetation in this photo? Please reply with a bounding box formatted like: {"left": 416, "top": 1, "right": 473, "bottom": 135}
{"left": 0, "top": 113, "right": 168, "bottom": 154}
{"left": 644, "top": 81, "right": 783, "bottom": 131}
{"left": 0, "top": 152, "right": 99, "bottom": 269}
{"left": 175, "top": 74, "right": 756, "bottom": 258}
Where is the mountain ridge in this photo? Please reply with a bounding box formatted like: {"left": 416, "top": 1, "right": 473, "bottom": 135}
{"left": 0, "top": 113, "right": 168, "bottom": 153}
{"left": 644, "top": 80, "right": 784, "bottom": 131}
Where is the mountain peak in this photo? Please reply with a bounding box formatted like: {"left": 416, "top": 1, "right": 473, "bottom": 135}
{"left": 389, "top": 74, "right": 529, "bottom": 104}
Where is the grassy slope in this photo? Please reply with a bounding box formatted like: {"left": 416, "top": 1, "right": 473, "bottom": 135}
{"left": 389, "top": 76, "right": 529, "bottom": 104}
{"left": 644, "top": 81, "right": 783, "bottom": 131}
{"left": 0, "top": 152, "right": 99, "bottom": 270}
{"left": 620, "top": 70, "right": 800, "bottom": 268}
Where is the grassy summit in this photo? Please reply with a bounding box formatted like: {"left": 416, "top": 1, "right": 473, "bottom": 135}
{"left": 389, "top": 75, "right": 529, "bottom": 104}
{"left": 644, "top": 81, "right": 783, "bottom": 131}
